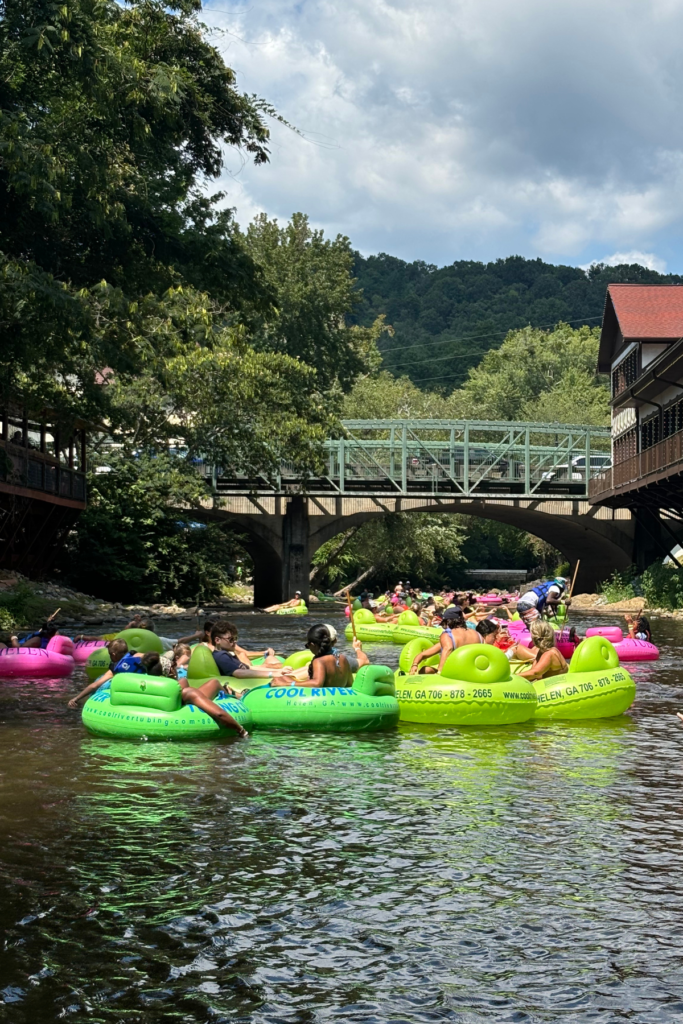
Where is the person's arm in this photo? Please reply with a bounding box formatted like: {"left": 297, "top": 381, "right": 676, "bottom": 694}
{"left": 68, "top": 669, "right": 114, "bottom": 708}
{"left": 437, "top": 634, "right": 455, "bottom": 673}
{"left": 410, "top": 641, "right": 441, "bottom": 674}
{"left": 519, "top": 651, "right": 566, "bottom": 680}
{"left": 236, "top": 644, "right": 275, "bottom": 659}
{"left": 177, "top": 629, "right": 202, "bottom": 645}
{"left": 352, "top": 638, "right": 370, "bottom": 668}
{"left": 232, "top": 666, "right": 276, "bottom": 679}
{"left": 512, "top": 643, "right": 535, "bottom": 663}
{"left": 125, "top": 615, "right": 142, "bottom": 630}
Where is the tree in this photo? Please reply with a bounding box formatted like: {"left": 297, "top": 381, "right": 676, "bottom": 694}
{"left": 311, "top": 513, "right": 466, "bottom": 592}
{"left": 0, "top": 0, "right": 273, "bottom": 426}
{"left": 342, "top": 370, "right": 449, "bottom": 419}
{"left": 57, "top": 451, "right": 246, "bottom": 604}
{"left": 454, "top": 323, "right": 609, "bottom": 424}
{"left": 243, "top": 213, "right": 384, "bottom": 399}
{"left": 351, "top": 252, "right": 682, "bottom": 391}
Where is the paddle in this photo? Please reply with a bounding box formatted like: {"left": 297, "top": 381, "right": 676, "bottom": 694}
{"left": 557, "top": 560, "right": 580, "bottom": 631}
{"left": 346, "top": 589, "right": 358, "bottom": 642}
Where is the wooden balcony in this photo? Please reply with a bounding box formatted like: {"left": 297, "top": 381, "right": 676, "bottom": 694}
{"left": 0, "top": 439, "right": 86, "bottom": 508}
{"left": 589, "top": 431, "right": 683, "bottom": 505}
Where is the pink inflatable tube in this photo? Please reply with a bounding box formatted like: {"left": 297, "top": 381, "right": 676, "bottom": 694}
{"left": 585, "top": 626, "right": 659, "bottom": 660}
{"left": 586, "top": 626, "right": 623, "bottom": 643}
{"left": 556, "top": 639, "right": 578, "bottom": 659}
{"left": 614, "top": 638, "right": 659, "bottom": 662}
{"left": 0, "top": 635, "right": 75, "bottom": 678}
{"left": 72, "top": 639, "right": 107, "bottom": 665}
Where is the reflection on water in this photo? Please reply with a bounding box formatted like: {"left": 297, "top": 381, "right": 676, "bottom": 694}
{"left": 1, "top": 612, "right": 683, "bottom": 1022}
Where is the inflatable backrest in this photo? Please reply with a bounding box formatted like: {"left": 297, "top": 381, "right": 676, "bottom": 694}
{"left": 353, "top": 608, "right": 376, "bottom": 625}
{"left": 441, "top": 643, "right": 512, "bottom": 684}
{"left": 353, "top": 664, "right": 396, "bottom": 697}
{"left": 396, "top": 610, "right": 420, "bottom": 626}
{"left": 399, "top": 637, "right": 440, "bottom": 675}
{"left": 114, "top": 628, "right": 164, "bottom": 654}
{"left": 282, "top": 649, "right": 313, "bottom": 670}
{"left": 585, "top": 626, "right": 623, "bottom": 643}
{"left": 110, "top": 674, "right": 181, "bottom": 713}
{"left": 569, "top": 635, "right": 619, "bottom": 673}
{"left": 188, "top": 644, "right": 219, "bottom": 680}
{"left": 46, "top": 635, "right": 74, "bottom": 657}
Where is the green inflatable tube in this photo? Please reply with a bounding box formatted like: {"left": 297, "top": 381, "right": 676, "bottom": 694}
{"left": 392, "top": 623, "right": 441, "bottom": 645}
{"left": 282, "top": 649, "right": 313, "bottom": 670}
{"left": 114, "top": 628, "right": 164, "bottom": 654}
{"left": 82, "top": 674, "right": 252, "bottom": 740}
{"left": 187, "top": 644, "right": 240, "bottom": 688}
{"left": 275, "top": 601, "right": 308, "bottom": 616}
{"left": 398, "top": 637, "right": 440, "bottom": 674}
{"left": 241, "top": 664, "right": 400, "bottom": 732}
{"left": 85, "top": 646, "right": 112, "bottom": 682}
{"left": 344, "top": 608, "right": 395, "bottom": 643}
{"left": 528, "top": 635, "right": 636, "bottom": 720}
{"left": 394, "top": 643, "right": 537, "bottom": 726}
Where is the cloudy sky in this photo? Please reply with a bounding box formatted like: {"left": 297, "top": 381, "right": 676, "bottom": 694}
{"left": 204, "top": 0, "right": 683, "bottom": 272}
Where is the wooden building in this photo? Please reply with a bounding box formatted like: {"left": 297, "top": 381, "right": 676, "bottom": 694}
{"left": 590, "top": 284, "right": 683, "bottom": 526}
{"left": 0, "top": 405, "right": 87, "bottom": 576}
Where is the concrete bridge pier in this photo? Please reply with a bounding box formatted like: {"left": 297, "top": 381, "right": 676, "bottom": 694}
{"left": 231, "top": 496, "right": 311, "bottom": 607}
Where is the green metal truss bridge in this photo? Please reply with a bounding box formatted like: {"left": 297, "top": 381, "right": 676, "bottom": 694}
{"left": 207, "top": 419, "right": 612, "bottom": 500}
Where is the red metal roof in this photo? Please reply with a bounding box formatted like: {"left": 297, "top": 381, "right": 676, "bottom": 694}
{"left": 608, "top": 284, "right": 683, "bottom": 339}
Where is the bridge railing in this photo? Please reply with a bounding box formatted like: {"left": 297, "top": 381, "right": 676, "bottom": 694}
{"left": 205, "top": 419, "right": 612, "bottom": 499}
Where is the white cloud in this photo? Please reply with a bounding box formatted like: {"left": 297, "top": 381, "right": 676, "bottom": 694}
{"left": 204, "top": 0, "right": 683, "bottom": 268}
{"left": 583, "top": 251, "right": 668, "bottom": 273}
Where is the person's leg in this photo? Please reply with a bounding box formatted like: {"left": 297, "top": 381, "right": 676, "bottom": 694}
{"left": 196, "top": 677, "right": 241, "bottom": 699}
{"left": 181, "top": 688, "right": 247, "bottom": 734}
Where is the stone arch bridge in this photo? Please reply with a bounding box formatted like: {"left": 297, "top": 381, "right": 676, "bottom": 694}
{"left": 192, "top": 420, "right": 682, "bottom": 604}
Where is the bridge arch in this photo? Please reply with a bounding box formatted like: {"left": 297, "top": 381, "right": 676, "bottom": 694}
{"left": 204, "top": 496, "right": 638, "bottom": 604}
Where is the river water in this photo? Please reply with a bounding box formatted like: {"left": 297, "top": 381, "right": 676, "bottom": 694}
{"left": 1, "top": 611, "right": 683, "bottom": 1023}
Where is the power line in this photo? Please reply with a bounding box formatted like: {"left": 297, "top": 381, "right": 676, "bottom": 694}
{"left": 376, "top": 313, "right": 604, "bottom": 362}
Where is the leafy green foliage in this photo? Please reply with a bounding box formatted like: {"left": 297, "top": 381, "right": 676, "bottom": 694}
{"left": 451, "top": 519, "right": 561, "bottom": 588}
{"left": 312, "top": 513, "right": 466, "bottom": 591}
{"left": 57, "top": 452, "right": 246, "bottom": 604}
{"left": 243, "top": 213, "right": 385, "bottom": 399}
{"left": 599, "top": 571, "right": 637, "bottom": 604}
{"left": 351, "top": 253, "right": 682, "bottom": 390}
{"left": 455, "top": 323, "right": 609, "bottom": 424}
{"left": 642, "top": 562, "right": 683, "bottom": 610}
{"left": 0, "top": 0, "right": 276, "bottom": 425}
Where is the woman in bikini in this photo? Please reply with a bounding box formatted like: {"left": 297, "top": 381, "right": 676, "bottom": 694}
{"left": 271, "top": 623, "right": 369, "bottom": 688}
{"left": 518, "top": 620, "right": 568, "bottom": 680}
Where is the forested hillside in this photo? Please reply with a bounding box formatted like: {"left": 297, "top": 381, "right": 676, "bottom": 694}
{"left": 351, "top": 254, "right": 682, "bottom": 390}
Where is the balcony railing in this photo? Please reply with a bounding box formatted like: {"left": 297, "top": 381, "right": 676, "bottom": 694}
{"left": 590, "top": 430, "right": 683, "bottom": 500}
{"left": 611, "top": 349, "right": 639, "bottom": 400}
{"left": 0, "top": 441, "right": 86, "bottom": 504}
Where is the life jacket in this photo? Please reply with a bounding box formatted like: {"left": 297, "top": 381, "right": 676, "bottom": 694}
{"left": 19, "top": 631, "right": 52, "bottom": 649}
{"left": 113, "top": 653, "right": 144, "bottom": 674}
{"left": 530, "top": 581, "right": 562, "bottom": 613}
